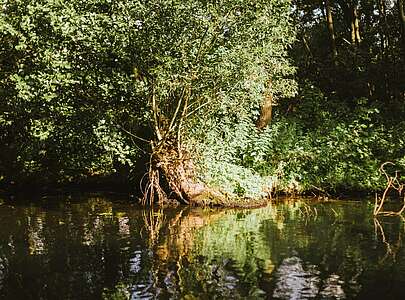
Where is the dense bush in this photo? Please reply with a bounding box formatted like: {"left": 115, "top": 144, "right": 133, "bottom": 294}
{"left": 236, "top": 84, "right": 405, "bottom": 194}
{"left": 0, "top": 0, "right": 145, "bottom": 184}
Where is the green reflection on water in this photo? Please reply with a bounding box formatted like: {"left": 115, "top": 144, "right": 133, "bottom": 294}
{"left": 1, "top": 196, "right": 405, "bottom": 299}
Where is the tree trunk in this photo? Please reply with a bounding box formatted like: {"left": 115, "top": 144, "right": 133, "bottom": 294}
{"left": 378, "top": 0, "right": 391, "bottom": 98}
{"left": 378, "top": 0, "right": 386, "bottom": 54}
{"left": 256, "top": 80, "right": 273, "bottom": 130}
{"left": 351, "top": 18, "right": 356, "bottom": 45}
{"left": 157, "top": 147, "right": 206, "bottom": 203}
{"left": 146, "top": 144, "right": 267, "bottom": 207}
{"left": 399, "top": 0, "right": 405, "bottom": 58}
{"left": 325, "top": 0, "right": 338, "bottom": 60}
{"left": 351, "top": 4, "right": 361, "bottom": 46}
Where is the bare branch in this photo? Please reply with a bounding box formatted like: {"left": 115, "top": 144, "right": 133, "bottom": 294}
{"left": 150, "top": 85, "right": 162, "bottom": 141}
{"left": 374, "top": 162, "right": 405, "bottom": 217}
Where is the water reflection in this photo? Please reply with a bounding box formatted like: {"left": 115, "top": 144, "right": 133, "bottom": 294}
{"left": 27, "top": 215, "right": 46, "bottom": 255}
{"left": 0, "top": 196, "right": 405, "bottom": 299}
{"left": 0, "top": 256, "right": 5, "bottom": 291}
{"left": 273, "top": 256, "right": 321, "bottom": 299}
{"left": 320, "top": 274, "right": 345, "bottom": 299}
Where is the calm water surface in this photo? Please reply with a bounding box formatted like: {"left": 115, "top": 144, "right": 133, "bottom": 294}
{"left": 0, "top": 195, "right": 405, "bottom": 299}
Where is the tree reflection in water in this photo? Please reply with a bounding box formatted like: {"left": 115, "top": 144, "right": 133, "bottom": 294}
{"left": 0, "top": 196, "right": 405, "bottom": 299}
{"left": 0, "top": 256, "right": 6, "bottom": 291}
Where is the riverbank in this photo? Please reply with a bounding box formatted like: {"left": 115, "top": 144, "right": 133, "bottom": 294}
{"left": 0, "top": 175, "right": 378, "bottom": 207}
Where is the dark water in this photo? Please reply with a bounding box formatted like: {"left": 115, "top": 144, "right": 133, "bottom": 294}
{"left": 1, "top": 195, "right": 405, "bottom": 299}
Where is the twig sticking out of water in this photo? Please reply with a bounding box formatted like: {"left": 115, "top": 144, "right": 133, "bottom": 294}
{"left": 373, "top": 162, "right": 405, "bottom": 217}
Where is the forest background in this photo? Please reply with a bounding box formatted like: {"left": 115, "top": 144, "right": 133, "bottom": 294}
{"left": 1, "top": 0, "right": 404, "bottom": 204}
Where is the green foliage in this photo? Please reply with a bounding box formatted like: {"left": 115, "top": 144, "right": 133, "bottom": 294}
{"left": 1, "top": 0, "right": 403, "bottom": 197}
{"left": 252, "top": 83, "right": 405, "bottom": 194}
{"left": 0, "top": 0, "right": 298, "bottom": 194}
{"left": 0, "top": 0, "right": 145, "bottom": 183}
{"left": 196, "top": 75, "right": 405, "bottom": 196}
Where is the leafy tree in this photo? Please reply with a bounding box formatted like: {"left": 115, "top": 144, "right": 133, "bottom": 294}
{"left": 0, "top": 0, "right": 142, "bottom": 184}
{"left": 0, "top": 0, "right": 297, "bottom": 204}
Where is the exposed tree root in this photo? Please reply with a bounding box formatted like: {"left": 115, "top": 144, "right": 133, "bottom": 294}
{"left": 141, "top": 143, "right": 268, "bottom": 208}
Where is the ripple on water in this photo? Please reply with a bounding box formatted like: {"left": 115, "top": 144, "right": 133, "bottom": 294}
{"left": 273, "top": 256, "right": 347, "bottom": 299}
{"left": 273, "top": 256, "right": 320, "bottom": 300}
{"left": 129, "top": 250, "right": 142, "bottom": 274}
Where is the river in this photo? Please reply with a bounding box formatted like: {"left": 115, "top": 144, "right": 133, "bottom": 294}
{"left": 0, "top": 194, "right": 404, "bottom": 299}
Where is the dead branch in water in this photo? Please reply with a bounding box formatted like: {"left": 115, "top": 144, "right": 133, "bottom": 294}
{"left": 373, "top": 216, "right": 405, "bottom": 263}
{"left": 373, "top": 162, "right": 405, "bottom": 217}
{"left": 142, "top": 208, "right": 165, "bottom": 248}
